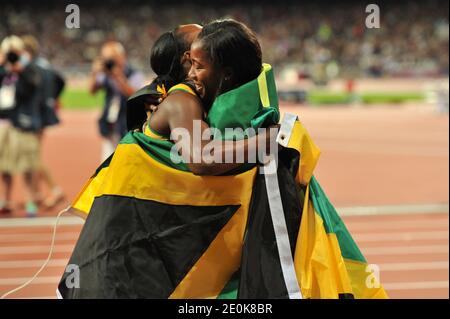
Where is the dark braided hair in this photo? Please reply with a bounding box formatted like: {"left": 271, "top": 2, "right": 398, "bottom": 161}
{"left": 150, "top": 27, "right": 191, "bottom": 89}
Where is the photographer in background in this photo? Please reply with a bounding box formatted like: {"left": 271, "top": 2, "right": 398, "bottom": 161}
{"left": 0, "top": 45, "right": 15, "bottom": 215}
{"left": 22, "top": 35, "right": 66, "bottom": 210}
{"left": 0, "top": 35, "right": 45, "bottom": 216}
{"left": 89, "top": 41, "right": 144, "bottom": 161}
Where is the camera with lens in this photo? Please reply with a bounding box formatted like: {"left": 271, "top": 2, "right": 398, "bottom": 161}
{"left": 6, "top": 51, "right": 20, "bottom": 64}
{"left": 103, "top": 59, "right": 115, "bottom": 72}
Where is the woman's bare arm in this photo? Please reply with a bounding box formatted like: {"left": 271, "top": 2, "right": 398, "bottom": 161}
{"left": 149, "top": 91, "right": 276, "bottom": 175}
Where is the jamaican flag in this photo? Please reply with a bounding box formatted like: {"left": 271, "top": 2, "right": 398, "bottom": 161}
{"left": 239, "top": 114, "right": 388, "bottom": 299}
{"left": 58, "top": 64, "right": 387, "bottom": 299}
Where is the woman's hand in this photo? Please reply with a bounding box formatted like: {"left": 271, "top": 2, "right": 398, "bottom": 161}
{"left": 143, "top": 94, "right": 164, "bottom": 118}
{"left": 133, "top": 102, "right": 160, "bottom": 133}
{"left": 144, "top": 102, "right": 159, "bottom": 117}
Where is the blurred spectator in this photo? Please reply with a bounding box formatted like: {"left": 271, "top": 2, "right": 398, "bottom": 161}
{"left": 22, "top": 34, "right": 66, "bottom": 209}
{"left": 0, "top": 35, "right": 45, "bottom": 216}
{"left": 89, "top": 41, "right": 144, "bottom": 161}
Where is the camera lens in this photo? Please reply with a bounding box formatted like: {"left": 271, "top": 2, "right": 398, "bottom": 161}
{"left": 104, "top": 59, "right": 115, "bottom": 71}
{"left": 6, "top": 51, "right": 19, "bottom": 64}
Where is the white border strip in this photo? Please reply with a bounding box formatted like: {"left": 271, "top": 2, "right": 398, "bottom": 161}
{"left": 262, "top": 158, "right": 302, "bottom": 299}
{"left": 0, "top": 216, "right": 84, "bottom": 228}
{"left": 338, "top": 203, "right": 449, "bottom": 217}
{"left": 384, "top": 281, "right": 449, "bottom": 290}
{"left": 0, "top": 204, "right": 447, "bottom": 228}
{"left": 276, "top": 113, "right": 297, "bottom": 147}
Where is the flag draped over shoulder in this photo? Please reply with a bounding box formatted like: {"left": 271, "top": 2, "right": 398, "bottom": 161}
{"left": 58, "top": 63, "right": 387, "bottom": 299}
{"left": 295, "top": 175, "right": 388, "bottom": 299}
{"left": 237, "top": 117, "right": 387, "bottom": 299}
{"left": 62, "top": 132, "right": 258, "bottom": 298}
{"left": 58, "top": 63, "right": 278, "bottom": 299}
{"left": 207, "top": 63, "right": 279, "bottom": 139}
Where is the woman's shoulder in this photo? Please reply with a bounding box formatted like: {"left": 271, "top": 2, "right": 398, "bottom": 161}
{"left": 168, "top": 80, "right": 199, "bottom": 97}
{"left": 153, "top": 81, "right": 202, "bottom": 120}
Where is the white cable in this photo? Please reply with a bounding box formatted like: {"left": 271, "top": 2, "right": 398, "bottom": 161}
{"left": 0, "top": 206, "right": 71, "bottom": 299}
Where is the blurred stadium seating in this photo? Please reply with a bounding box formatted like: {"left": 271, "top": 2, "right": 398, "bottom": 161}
{"left": 1, "top": 0, "right": 448, "bottom": 80}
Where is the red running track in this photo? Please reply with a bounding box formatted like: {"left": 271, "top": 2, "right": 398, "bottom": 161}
{"left": 0, "top": 103, "right": 448, "bottom": 298}
{"left": 0, "top": 212, "right": 447, "bottom": 299}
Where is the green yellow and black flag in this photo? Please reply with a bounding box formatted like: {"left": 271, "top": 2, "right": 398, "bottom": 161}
{"left": 58, "top": 64, "right": 387, "bottom": 299}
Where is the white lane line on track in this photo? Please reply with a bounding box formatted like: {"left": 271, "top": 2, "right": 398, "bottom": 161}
{"left": 0, "top": 203, "right": 447, "bottom": 228}
{"left": 0, "top": 276, "right": 60, "bottom": 286}
{"left": 0, "top": 216, "right": 84, "bottom": 227}
{"left": 384, "top": 281, "right": 449, "bottom": 290}
{"left": 0, "top": 259, "right": 68, "bottom": 269}
{"left": 0, "top": 243, "right": 447, "bottom": 256}
{"left": 0, "top": 245, "right": 75, "bottom": 255}
{"left": 345, "top": 219, "right": 449, "bottom": 230}
{"left": 0, "top": 232, "right": 80, "bottom": 242}
{"left": 353, "top": 231, "right": 449, "bottom": 242}
{"left": 362, "top": 245, "right": 449, "bottom": 255}
{"left": 378, "top": 261, "right": 449, "bottom": 271}
{"left": 15, "top": 296, "right": 57, "bottom": 299}
{"left": 338, "top": 204, "right": 449, "bottom": 217}
{"left": 3, "top": 260, "right": 445, "bottom": 271}
{"left": 13, "top": 231, "right": 446, "bottom": 243}
{"left": 2, "top": 279, "right": 448, "bottom": 291}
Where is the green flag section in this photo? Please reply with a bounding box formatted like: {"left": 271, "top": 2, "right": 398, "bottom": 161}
{"left": 207, "top": 63, "right": 279, "bottom": 140}
{"left": 61, "top": 63, "right": 387, "bottom": 299}
{"left": 294, "top": 175, "right": 388, "bottom": 299}
{"left": 72, "top": 64, "right": 281, "bottom": 213}
{"left": 278, "top": 118, "right": 387, "bottom": 299}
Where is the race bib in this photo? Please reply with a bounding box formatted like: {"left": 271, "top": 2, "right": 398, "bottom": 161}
{"left": 107, "top": 95, "right": 120, "bottom": 123}
{"left": 0, "top": 84, "right": 16, "bottom": 110}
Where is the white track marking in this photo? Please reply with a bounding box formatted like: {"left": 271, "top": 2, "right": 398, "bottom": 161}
{"left": 0, "top": 259, "right": 68, "bottom": 269}
{"left": 384, "top": 281, "right": 449, "bottom": 290}
{"left": 0, "top": 276, "right": 61, "bottom": 286}
{"left": 0, "top": 216, "right": 84, "bottom": 228}
{"left": 0, "top": 245, "right": 75, "bottom": 255}
{"left": 338, "top": 204, "right": 448, "bottom": 216}
{"left": 362, "top": 245, "right": 449, "bottom": 255}
{"left": 353, "top": 231, "right": 448, "bottom": 242}
{"left": 0, "top": 232, "right": 80, "bottom": 242}
{"left": 15, "top": 296, "right": 57, "bottom": 299}
{"left": 378, "top": 261, "right": 449, "bottom": 271}
{"left": 0, "top": 204, "right": 446, "bottom": 228}
{"left": 345, "top": 219, "right": 449, "bottom": 230}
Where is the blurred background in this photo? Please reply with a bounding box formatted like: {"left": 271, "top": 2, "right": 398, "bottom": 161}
{"left": 0, "top": 0, "right": 448, "bottom": 299}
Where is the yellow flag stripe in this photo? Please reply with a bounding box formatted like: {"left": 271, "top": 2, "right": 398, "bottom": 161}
{"left": 73, "top": 143, "right": 256, "bottom": 212}
{"left": 257, "top": 64, "right": 271, "bottom": 108}
{"left": 72, "top": 167, "right": 109, "bottom": 214}
{"left": 168, "top": 83, "right": 196, "bottom": 96}
{"left": 286, "top": 121, "right": 321, "bottom": 185}
{"left": 170, "top": 202, "right": 251, "bottom": 298}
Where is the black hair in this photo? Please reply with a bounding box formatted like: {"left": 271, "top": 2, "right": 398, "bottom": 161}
{"left": 127, "top": 28, "right": 191, "bottom": 132}
{"left": 196, "top": 19, "right": 262, "bottom": 92}
{"left": 149, "top": 27, "right": 191, "bottom": 89}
